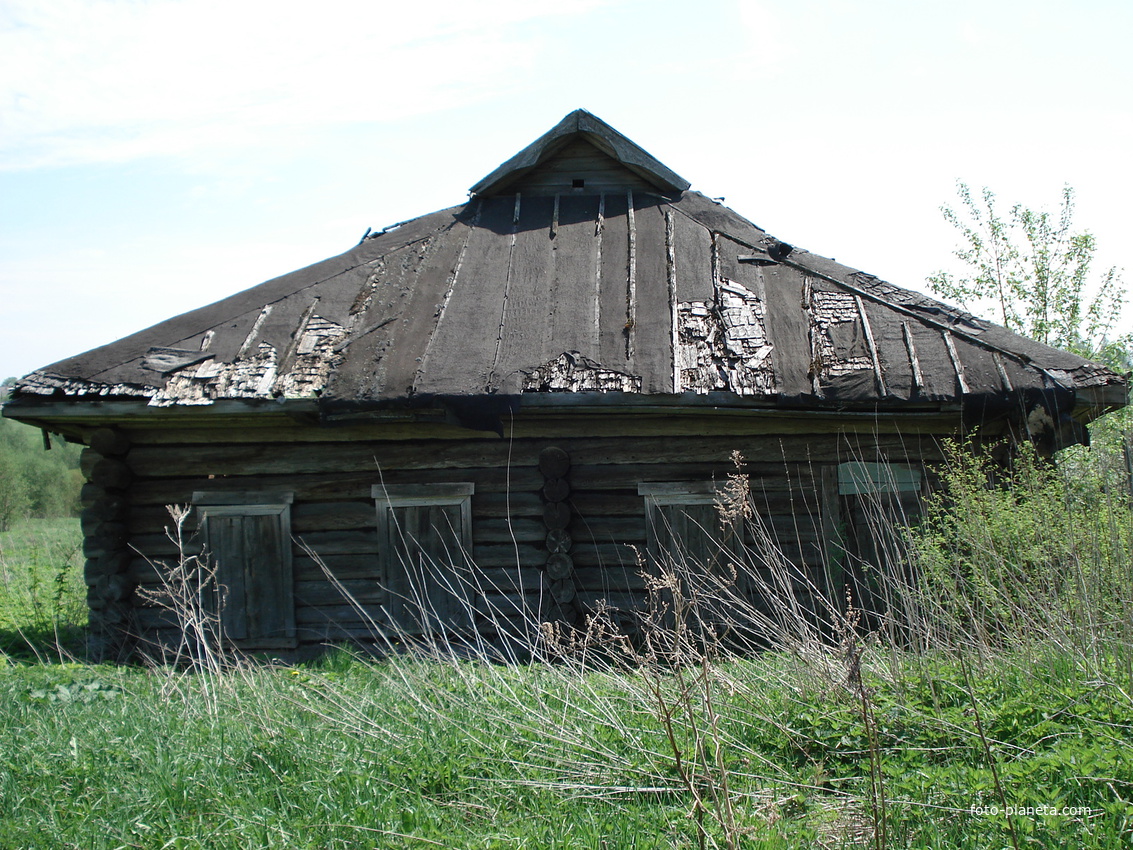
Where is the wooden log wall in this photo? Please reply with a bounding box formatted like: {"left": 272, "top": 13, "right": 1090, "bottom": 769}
{"left": 114, "top": 420, "right": 947, "bottom": 656}
{"left": 80, "top": 428, "right": 134, "bottom": 661}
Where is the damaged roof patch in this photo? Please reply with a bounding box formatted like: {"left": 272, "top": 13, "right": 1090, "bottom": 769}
{"left": 523, "top": 352, "right": 641, "bottom": 393}
{"left": 677, "top": 276, "right": 775, "bottom": 395}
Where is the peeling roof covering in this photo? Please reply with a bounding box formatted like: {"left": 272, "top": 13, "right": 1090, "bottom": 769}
{"left": 10, "top": 112, "right": 1126, "bottom": 425}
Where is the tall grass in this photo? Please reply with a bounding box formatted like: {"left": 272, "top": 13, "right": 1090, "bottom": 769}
{"left": 0, "top": 517, "right": 85, "bottom": 660}
{"left": 2, "top": 439, "right": 1132, "bottom": 847}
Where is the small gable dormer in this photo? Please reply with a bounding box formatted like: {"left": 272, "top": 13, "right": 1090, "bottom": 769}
{"left": 470, "top": 109, "right": 690, "bottom": 198}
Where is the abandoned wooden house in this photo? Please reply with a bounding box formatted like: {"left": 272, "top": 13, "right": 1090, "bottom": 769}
{"left": 4, "top": 109, "right": 1126, "bottom": 660}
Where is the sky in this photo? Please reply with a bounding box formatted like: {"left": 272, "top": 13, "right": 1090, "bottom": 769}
{"left": 2, "top": 0, "right": 1131, "bottom": 381}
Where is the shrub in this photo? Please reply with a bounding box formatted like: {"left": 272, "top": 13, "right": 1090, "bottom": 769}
{"left": 903, "top": 435, "right": 1133, "bottom": 666}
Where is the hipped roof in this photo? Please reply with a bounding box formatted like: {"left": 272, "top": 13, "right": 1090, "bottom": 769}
{"left": 9, "top": 111, "right": 1126, "bottom": 426}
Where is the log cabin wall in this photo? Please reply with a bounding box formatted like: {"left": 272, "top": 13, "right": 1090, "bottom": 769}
{"left": 102, "top": 413, "right": 950, "bottom": 658}
{"left": 13, "top": 110, "right": 1123, "bottom": 662}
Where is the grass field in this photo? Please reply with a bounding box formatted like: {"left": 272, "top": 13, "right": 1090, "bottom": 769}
{"left": 0, "top": 518, "right": 85, "bottom": 661}
{"left": 2, "top": 442, "right": 1133, "bottom": 849}
{"left": 1, "top": 639, "right": 1131, "bottom": 847}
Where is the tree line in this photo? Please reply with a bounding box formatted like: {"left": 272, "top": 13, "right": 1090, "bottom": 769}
{"left": 0, "top": 379, "right": 84, "bottom": 530}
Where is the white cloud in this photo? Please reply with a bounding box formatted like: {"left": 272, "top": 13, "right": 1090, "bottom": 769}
{"left": 0, "top": 0, "right": 609, "bottom": 169}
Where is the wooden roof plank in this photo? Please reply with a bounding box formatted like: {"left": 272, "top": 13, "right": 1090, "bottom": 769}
{"left": 597, "top": 192, "right": 633, "bottom": 373}
{"left": 540, "top": 194, "right": 604, "bottom": 363}
{"left": 414, "top": 196, "right": 517, "bottom": 395}
{"left": 631, "top": 198, "right": 674, "bottom": 394}
{"left": 491, "top": 197, "right": 559, "bottom": 392}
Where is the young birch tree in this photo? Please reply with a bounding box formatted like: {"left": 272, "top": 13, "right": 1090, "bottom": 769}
{"left": 928, "top": 183, "right": 1130, "bottom": 369}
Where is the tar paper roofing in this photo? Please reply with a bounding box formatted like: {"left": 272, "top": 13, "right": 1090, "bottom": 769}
{"left": 10, "top": 110, "right": 1126, "bottom": 423}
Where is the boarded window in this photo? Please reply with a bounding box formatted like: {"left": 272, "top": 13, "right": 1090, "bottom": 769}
{"left": 194, "top": 492, "right": 295, "bottom": 649}
{"left": 639, "top": 483, "right": 748, "bottom": 627}
{"left": 372, "top": 483, "right": 475, "bottom": 634}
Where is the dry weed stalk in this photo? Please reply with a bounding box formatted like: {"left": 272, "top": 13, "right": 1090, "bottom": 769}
{"left": 134, "top": 506, "right": 249, "bottom": 714}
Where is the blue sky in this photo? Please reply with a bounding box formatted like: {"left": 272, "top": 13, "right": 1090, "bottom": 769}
{"left": 2, "top": 0, "right": 1131, "bottom": 380}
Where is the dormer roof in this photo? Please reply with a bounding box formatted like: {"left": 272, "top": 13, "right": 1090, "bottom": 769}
{"left": 470, "top": 109, "right": 690, "bottom": 197}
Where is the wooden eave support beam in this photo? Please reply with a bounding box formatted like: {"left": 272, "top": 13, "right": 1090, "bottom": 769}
{"left": 1, "top": 397, "right": 320, "bottom": 426}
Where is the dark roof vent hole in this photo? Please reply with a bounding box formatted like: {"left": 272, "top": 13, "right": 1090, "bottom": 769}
{"left": 572, "top": 178, "right": 585, "bottom": 189}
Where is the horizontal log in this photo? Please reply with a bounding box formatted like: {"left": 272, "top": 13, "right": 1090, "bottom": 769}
{"left": 292, "top": 502, "right": 377, "bottom": 532}
{"left": 294, "top": 622, "right": 389, "bottom": 642}
{"left": 574, "top": 591, "right": 646, "bottom": 613}
{"left": 295, "top": 554, "right": 380, "bottom": 582}
{"left": 80, "top": 448, "right": 101, "bottom": 480}
{"left": 567, "top": 462, "right": 817, "bottom": 491}
{"left": 295, "top": 579, "right": 387, "bottom": 607}
{"left": 128, "top": 532, "right": 203, "bottom": 558}
{"left": 83, "top": 535, "right": 129, "bottom": 559}
{"left": 296, "top": 604, "right": 386, "bottom": 627}
{"left": 471, "top": 518, "right": 547, "bottom": 544}
{"left": 125, "top": 434, "right": 945, "bottom": 479}
{"left": 90, "top": 457, "right": 133, "bottom": 490}
{"left": 80, "top": 483, "right": 105, "bottom": 509}
{"left": 474, "top": 492, "right": 544, "bottom": 518}
{"left": 129, "top": 498, "right": 813, "bottom": 546}
{"left": 478, "top": 593, "right": 536, "bottom": 619}
{"left": 120, "top": 411, "right": 959, "bottom": 447}
{"left": 127, "top": 558, "right": 163, "bottom": 585}
{"left": 89, "top": 493, "right": 130, "bottom": 522}
{"left": 80, "top": 508, "right": 100, "bottom": 536}
{"left": 508, "top": 413, "right": 958, "bottom": 440}
{"left": 567, "top": 493, "right": 643, "bottom": 517}
{"left": 88, "top": 522, "right": 130, "bottom": 550}
{"left": 127, "top": 505, "right": 197, "bottom": 536}
{"left": 294, "top": 531, "right": 380, "bottom": 557}
{"left": 128, "top": 505, "right": 550, "bottom": 544}
{"left": 89, "top": 428, "right": 132, "bottom": 457}
{"left": 567, "top": 515, "right": 646, "bottom": 542}
{"left": 133, "top": 607, "right": 186, "bottom": 631}
{"left": 126, "top": 422, "right": 502, "bottom": 446}
{"left": 573, "top": 566, "right": 647, "bottom": 593}
{"left": 473, "top": 544, "right": 547, "bottom": 569}
{"left": 568, "top": 541, "right": 640, "bottom": 568}
{"left": 128, "top": 469, "right": 544, "bottom": 506}
{"left": 92, "top": 573, "right": 132, "bottom": 604}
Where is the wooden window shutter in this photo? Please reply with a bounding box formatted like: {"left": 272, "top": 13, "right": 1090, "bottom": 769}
{"left": 194, "top": 493, "right": 296, "bottom": 649}
{"left": 639, "top": 483, "right": 748, "bottom": 627}
{"left": 372, "top": 484, "right": 475, "bottom": 635}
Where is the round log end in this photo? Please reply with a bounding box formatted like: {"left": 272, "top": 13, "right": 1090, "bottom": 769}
{"left": 538, "top": 446, "right": 571, "bottom": 479}
{"left": 549, "top": 578, "right": 576, "bottom": 605}
{"left": 545, "top": 552, "right": 574, "bottom": 580}
{"left": 542, "top": 501, "right": 571, "bottom": 530}
{"left": 546, "top": 528, "right": 572, "bottom": 554}
{"left": 542, "top": 477, "right": 571, "bottom": 502}
{"left": 89, "top": 428, "right": 132, "bottom": 457}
